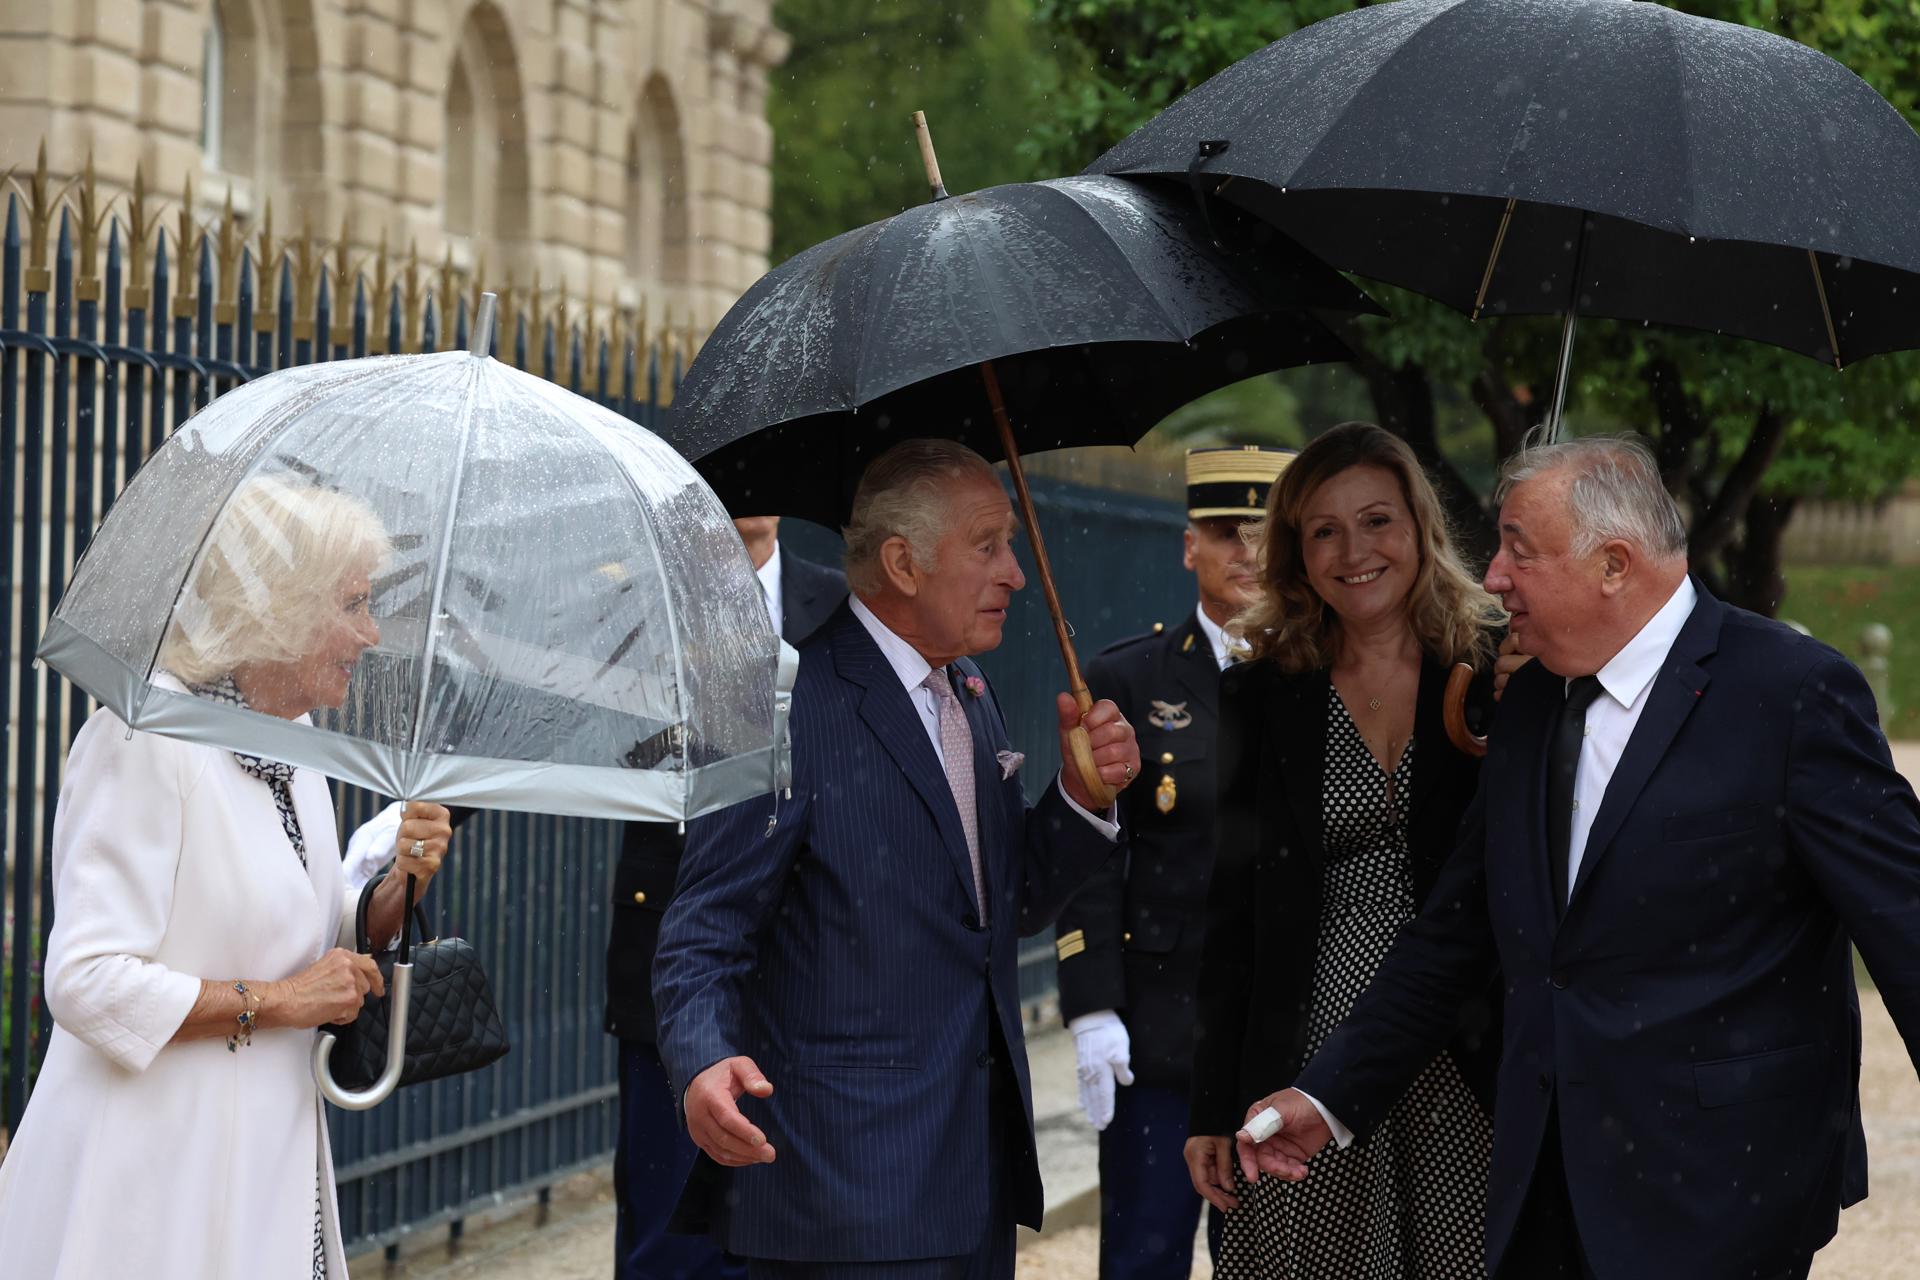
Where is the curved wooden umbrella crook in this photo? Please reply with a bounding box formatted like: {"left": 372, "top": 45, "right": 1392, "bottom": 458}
{"left": 1443, "top": 664, "right": 1488, "bottom": 758}
{"left": 913, "top": 111, "right": 1114, "bottom": 810}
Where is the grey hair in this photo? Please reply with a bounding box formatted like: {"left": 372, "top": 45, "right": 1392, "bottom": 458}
{"left": 1495, "top": 434, "right": 1688, "bottom": 560}
{"left": 160, "top": 474, "right": 393, "bottom": 684}
{"left": 842, "top": 439, "right": 997, "bottom": 595}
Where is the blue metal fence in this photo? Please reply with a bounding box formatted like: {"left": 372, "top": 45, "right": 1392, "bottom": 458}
{"left": 0, "top": 156, "right": 1198, "bottom": 1256}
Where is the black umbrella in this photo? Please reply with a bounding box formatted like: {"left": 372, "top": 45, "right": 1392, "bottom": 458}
{"left": 1089, "top": 0, "right": 1920, "bottom": 431}
{"left": 665, "top": 115, "right": 1377, "bottom": 805}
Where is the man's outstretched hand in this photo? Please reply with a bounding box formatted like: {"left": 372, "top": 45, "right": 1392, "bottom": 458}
{"left": 685, "top": 1055, "right": 777, "bottom": 1167}
{"left": 1234, "top": 1088, "right": 1333, "bottom": 1183}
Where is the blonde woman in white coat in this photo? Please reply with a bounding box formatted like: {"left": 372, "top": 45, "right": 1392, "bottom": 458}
{"left": 0, "top": 476, "right": 455, "bottom": 1279}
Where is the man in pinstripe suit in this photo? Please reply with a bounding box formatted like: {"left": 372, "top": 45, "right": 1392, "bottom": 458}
{"left": 654, "top": 439, "right": 1142, "bottom": 1279}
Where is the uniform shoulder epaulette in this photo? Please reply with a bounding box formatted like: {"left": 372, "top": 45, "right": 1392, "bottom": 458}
{"left": 1097, "top": 625, "right": 1165, "bottom": 658}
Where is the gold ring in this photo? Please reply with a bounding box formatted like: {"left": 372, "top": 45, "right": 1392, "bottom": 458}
{"left": 410, "top": 839, "right": 426, "bottom": 859}
{"left": 1122, "top": 763, "right": 1135, "bottom": 782}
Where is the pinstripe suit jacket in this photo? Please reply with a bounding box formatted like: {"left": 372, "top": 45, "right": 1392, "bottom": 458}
{"left": 653, "top": 602, "right": 1116, "bottom": 1262}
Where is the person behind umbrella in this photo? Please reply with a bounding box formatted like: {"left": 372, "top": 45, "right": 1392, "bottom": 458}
{"left": 653, "top": 438, "right": 1142, "bottom": 1280}
{"left": 0, "top": 474, "right": 455, "bottom": 1280}
{"left": 1189, "top": 423, "right": 1502, "bottom": 1280}
{"left": 1053, "top": 444, "right": 1294, "bottom": 1280}
{"left": 604, "top": 514, "right": 844, "bottom": 1280}
{"left": 1238, "top": 435, "right": 1920, "bottom": 1279}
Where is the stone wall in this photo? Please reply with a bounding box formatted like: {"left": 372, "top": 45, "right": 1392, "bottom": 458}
{"left": 0, "top": 0, "right": 786, "bottom": 332}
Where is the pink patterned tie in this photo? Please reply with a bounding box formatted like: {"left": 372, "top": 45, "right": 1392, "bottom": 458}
{"left": 924, "top": 668, "right": 986, "bottom": 923}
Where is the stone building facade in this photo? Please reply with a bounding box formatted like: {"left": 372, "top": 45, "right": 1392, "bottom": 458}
{"left": 0, "top": 0, "right": 787, "bottom": 332}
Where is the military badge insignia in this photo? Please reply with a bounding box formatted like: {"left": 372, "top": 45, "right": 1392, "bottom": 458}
{"left": 1155, "top": 773, "right": 1177, "bottom": 814}
{"left": 1146, "top": 699, "right": 1193, "bottom": 730}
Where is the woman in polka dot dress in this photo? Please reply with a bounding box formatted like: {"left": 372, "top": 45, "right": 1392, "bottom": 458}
{"left": 1186, "top": 423, "right": 1506, "bottom": 1278}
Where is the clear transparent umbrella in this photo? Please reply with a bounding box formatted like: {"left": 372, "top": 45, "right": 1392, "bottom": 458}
{"left": 41, "top": 296, "right": 792, "bottom": 823}
{"left": 38, "top": 296, "right": 793, "bottom": 1108}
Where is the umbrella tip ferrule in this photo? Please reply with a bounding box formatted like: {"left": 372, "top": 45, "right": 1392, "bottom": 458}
{"left": 470, "top": 292, "right": 498, "bottom": 359}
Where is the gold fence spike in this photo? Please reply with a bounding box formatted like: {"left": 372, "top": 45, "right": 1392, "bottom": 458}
{"left": 469, "top": 255, "right": 486, "bottom": 340}
{"left": 369, "top": 229, "right": 391, "bottom": 355}
{"left": 500, "top": 268, "right": 518, "bottom": 363}
{"left": 252, "top": 200, "right": 277, "bottom": 333}
{"left": 329, "top": 216, "right": 355, "bottom": 347}
{"left": 528, "top": 269, "right": 544, "bottom": 343}
{"left": 553, "top": 277, "right": 568, "bottom": 350}
{"left": 173, "top": 173, "right": 201, "bottom": 318}
{"left": 74, "top": 151, "right": 109, "bottom": 303}
{"left": 402, "top": 239, "right": 424, "bottom": 352}
{"left": 127, "top": 163, "right": 157, "bottom": 311}
{"left": 213, "top": 187, "right": 240, "bottom": 323}
{"left": 25, "top": 139, "right": 66, "bottom": 294}
{"left": 436, "top": 246, "right": 456, "bottom": 346}
{"left": 291, "top": 211, "right": 319, "bottom": 341}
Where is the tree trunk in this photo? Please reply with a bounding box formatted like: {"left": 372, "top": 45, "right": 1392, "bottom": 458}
{"left": 1722, "top": 494, "right": 1798, "bottom": 617}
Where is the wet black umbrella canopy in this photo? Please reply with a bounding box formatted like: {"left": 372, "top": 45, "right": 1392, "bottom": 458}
{"left": 1089, "top": 0, "right": 1920, "bottom": 373}
{"left": 662, "top": 173, "right": 1378, "bottom": 527}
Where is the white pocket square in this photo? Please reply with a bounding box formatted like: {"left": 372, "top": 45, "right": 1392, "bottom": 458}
{"left": 997, "top": 750, "right": 1025, "bottom": 780}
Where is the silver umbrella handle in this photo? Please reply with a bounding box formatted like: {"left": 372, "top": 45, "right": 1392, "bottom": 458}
{"left": 313, "top": 961, "right": 413, "bottom": 1110}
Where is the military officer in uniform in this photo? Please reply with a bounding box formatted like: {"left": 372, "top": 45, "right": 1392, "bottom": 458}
{"left": 1055, "top": 446, "right": 1294, "bottom": 1279}
{"left": 605, "top": 516, "right": 845, "bottom": 1280}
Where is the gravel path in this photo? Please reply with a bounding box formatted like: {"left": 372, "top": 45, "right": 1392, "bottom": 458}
{"left": 1018, "top": 990, "right": 1918, "bottom": 1279}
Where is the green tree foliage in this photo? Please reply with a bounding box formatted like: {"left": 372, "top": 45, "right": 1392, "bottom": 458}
{"left": 1023, "top": 0, "right": 1920, "bottom": 611}
{"left": 767, "top": 0, "right": 1058, "bottom": 264}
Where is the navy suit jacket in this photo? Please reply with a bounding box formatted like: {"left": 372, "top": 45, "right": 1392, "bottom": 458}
{"left": 1295, "top": 583, "right": 1920, "bottom": 1279}
{"left": 653, "top": 602, "right": 1116, "bottom": 1262}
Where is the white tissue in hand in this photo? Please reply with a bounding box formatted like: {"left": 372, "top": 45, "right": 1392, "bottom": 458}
{"left": 1245, "top": 1106, "right": 1282, "bottom": 1143}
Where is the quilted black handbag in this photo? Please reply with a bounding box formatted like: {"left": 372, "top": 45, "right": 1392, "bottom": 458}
{"left": 328, "top": 871, "right": 510, "bottom": 1090}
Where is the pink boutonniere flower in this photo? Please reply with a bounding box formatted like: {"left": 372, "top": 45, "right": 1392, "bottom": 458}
{"left": 964, "top": 675, "right": 987, "bottom": 699}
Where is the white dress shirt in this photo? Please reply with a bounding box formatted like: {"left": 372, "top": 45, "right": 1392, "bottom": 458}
{"left": 1565, "top": 575, "right": 1696, "bottom": 894}
{"left": 756, "top": 542, "right": 784, "bottom": 636}
{"left": 1297, "top": 577, "right": 1699, "bottom": 1150}
{"left": 849, "top": 595, "right": 1118, "bottom": 838}
{"left": 1194, "top": 604, "right": 1247, "bottom": 672}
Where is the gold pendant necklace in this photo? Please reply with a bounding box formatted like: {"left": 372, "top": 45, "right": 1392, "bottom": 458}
{"left": 1367, "top": 696, "right": 1382, "bottom": 711}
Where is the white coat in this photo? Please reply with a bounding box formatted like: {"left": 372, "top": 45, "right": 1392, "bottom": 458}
{"left": 0, "top": 690, "right": 359, "bottom": 1278}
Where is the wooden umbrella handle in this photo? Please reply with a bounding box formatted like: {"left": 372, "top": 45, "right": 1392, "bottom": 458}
{"left": 979, "top": 360, "right": 1115, "bottom": 811}
{"left": 1443, "top": 663, "right": 1488, "bottom": 758}
{"left": 911, "top": 110, "right": 950, "bottom": 201}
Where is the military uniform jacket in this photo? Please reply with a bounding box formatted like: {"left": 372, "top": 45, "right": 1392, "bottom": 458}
{"left": 1055, "top": 610, "right": 1221, "bottom": 1088}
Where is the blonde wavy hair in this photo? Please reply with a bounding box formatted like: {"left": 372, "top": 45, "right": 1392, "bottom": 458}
{"left": 159, "top": 474, "right": 393, "bottom": 685}
{"left": 1236, "top": 423, "right": 1501, "bottom": 673}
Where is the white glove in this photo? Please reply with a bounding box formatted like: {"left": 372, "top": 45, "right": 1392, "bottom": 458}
{"left": 1070, "top": 1009, "right": 1135, "bottom": 1132}
{"left": 342, "top": 801, "right": 407, "bottom": 892}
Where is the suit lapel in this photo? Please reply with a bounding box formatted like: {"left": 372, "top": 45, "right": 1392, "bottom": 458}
{"left": 956, "top": 669, "right": 1004, "bottom": 912}
{"left": 1169, "top": 613, "right": 1220, "bottom": 720}
{"left": 1406, "top": 658, "right": 1452, "bottom": 833}
{"left": 832, "top": 610, "right": 980, "bottom": 908}
{"left": 1276, "top": 671, "right": 1329, "bottom": 869}
{"left": 1566, "top": 586, "right": 1723, "bottom": 908}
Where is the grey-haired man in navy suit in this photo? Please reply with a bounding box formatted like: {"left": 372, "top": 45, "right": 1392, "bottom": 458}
{"left": 655, "top": 438, "right": 1143, "bottom": 1279}
{"left": 606, "top": 515, "right": 845, "bottom": 1280}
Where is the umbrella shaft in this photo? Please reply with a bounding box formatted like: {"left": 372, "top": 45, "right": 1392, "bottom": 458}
{"left": 978, "top": 361, "right": 1091, "bottom": 709}
{"left": 1546, "top": 308, "right": 1579, "bottom": 444}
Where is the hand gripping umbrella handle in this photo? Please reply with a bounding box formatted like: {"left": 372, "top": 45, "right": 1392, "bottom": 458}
{"left": 313, "top": 962, "right": 412, "bottom": 1110}
{"left": 1443, "top": 663, "right": 1488, "bottom": 759}
{"left": 313, "top": 872, "right": 419, "bottom": 1110}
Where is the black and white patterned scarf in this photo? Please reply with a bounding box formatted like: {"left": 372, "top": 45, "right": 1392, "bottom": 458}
{"left": 189, "top": 675, "right": 307, "bottom": 868}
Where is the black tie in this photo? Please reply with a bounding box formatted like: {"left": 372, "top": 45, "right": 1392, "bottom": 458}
{"left": 1547, "top": 676, "right": 1605, "bottom": 915}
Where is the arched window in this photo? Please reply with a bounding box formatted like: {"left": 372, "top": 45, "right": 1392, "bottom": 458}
{"left": 626, "top": 80, "right": 689, "bottom": 288}
{"left": 442, "top": 4, "right": 531, "bottom": 252}
{"left": 199, "top": 0, "right": 279, "bottom": 187}
{"left": 444, "top": 59, "right": 477, "bottom": 237}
